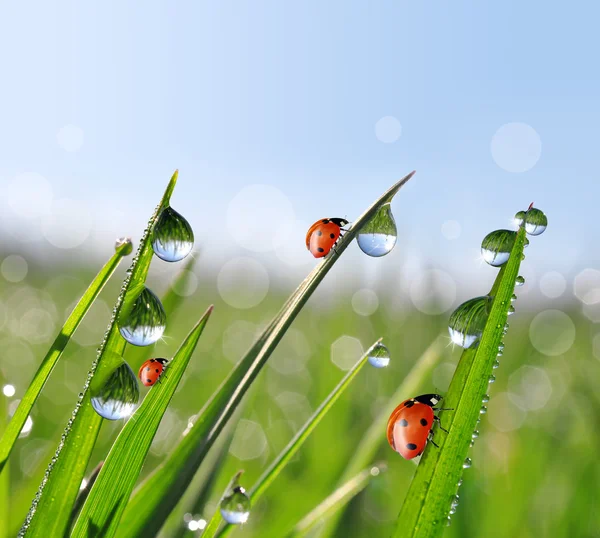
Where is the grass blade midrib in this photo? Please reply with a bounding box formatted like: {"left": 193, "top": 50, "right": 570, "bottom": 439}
{"left": 0, "top": 247, "right": 127, "bottom": 473}
{"left": 117, "top": 171, "right": 416, "bottom": 537}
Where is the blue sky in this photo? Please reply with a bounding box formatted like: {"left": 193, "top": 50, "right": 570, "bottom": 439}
{"left": 0, "top": 1, "right": 598, "bottom": 293}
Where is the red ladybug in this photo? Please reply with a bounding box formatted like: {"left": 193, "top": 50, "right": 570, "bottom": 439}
{"left": 386, "top": 394, "right": 449, "bottom": 459}
{"left": 305, "top": 218, "right": 349, "bottom": 258}
{"left": 138, "top": 358, "right": 169, "bottom": 387}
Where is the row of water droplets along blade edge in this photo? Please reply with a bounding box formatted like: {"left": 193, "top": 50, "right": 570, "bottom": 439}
{"left": 445, "top": 205, "right": 547, "bottom": 526}
{"left": 18, "top": 198, "right": 194, "bottom": 535}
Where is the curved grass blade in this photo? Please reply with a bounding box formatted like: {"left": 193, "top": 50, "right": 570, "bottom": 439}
{"left": 285, "top": 464, "right": 385, "bottom": 538}
{"left": 71, "top": 305, "right": 213, "bottom": 538}
{"left": 316, "top": 336, "right": 448, "bottom": 538}
{"left": 202, "top": 470, "right": 246, "bottom": 538}
{"left": 20, "top": 171, "right": 179, "bottom": 538}
{"left": 0, "top": 370, "right": 9, "bottom": 538}
{"left": 214, "top": 338, "right": 383, "bottom": 538}
{"left": 68, "top": 461, "right": 104, "bottom": 531}
{"left": 0, "top": 245, "right": 129, "bottom": 473}
{"left": 117, "top": 171, "right": 416, "bottom": 537}
{"left": 393, "top": 227, "right": 527, "bottom": 538}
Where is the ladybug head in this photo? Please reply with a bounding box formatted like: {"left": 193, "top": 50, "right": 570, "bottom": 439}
{"left": 329, "top": 218, "right": 349, "bottom": 227}
{"left": 414, "top": 394, "right": 442, "bottom": 408}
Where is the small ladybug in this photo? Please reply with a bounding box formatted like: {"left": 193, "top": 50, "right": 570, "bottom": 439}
{"left": 138, "top": 358, "right": 169, "bottom": 387}
{"left": 305, "top": 218, "right": 349, "bottom": 258}
{"left": 386, "top": 394, "right": 450, "bottom": 460}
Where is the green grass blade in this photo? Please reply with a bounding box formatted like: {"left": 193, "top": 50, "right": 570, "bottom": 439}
{"left": 285, "top": 465, "right": 385, "bottom": 538}
{"left": 0, "top": 246, "right": 128, "bottom": 474}
{"left": 68, "top": 461, "right": 104, "bottom": 531}
{"left": 215, "top": 338, "right": 384, "bottom": 538}
{"left": 71, "top": 305, "right": 213, "bottom": 538}
{"left": 118, "top": 171, "right": 416, "bottom": 537}
{"left": 0, "top": 371, "right": 9, "bottom": 538}
{"left": 317, "top": 336, "right": 447, "bottom": 538}
{"left": 20, "top": 171, "right": 179, "bottom": 538}
{"left": 393, "top": 226, "right": 527, "bottom": 538}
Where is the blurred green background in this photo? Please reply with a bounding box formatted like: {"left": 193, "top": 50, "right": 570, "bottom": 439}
{"left": 1, "top": 244, "right": 598, "bottom": 538}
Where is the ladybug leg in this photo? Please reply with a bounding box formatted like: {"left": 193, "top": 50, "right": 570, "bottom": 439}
{"left": 428, "top": 434, "right": 440, "bottom": 449}
{"left": 434, "top": 415, "right": 449, "bottom": 434}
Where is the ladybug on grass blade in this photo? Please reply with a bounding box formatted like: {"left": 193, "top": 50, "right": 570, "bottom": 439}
{"left": 305, "top": 218, "right": 349, "bottom": 258}
{"left": 386, "top": 394, "right": 451, "bottom": 460}
{"left": 138, "top": 358, "right": 169, "bottom": 387}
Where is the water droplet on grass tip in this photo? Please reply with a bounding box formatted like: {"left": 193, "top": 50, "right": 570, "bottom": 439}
{"left": 115, "top": 237, "right": 133, "bottom": 256}
{"left": 448, "top": 296, "right": 492, "bottom": 348}
{"left": 152, "top": 206, "right": 194, "bottom": 262}
{"left": 481, "top": 230, "right": 516, "bottom": 267}
{"left": 220, "top": 486, "right": 251, "bottom": 525}
{"left": 523, "top": 208, "right": 547, "bottom": 236}
{"left": 368, "top": 342, "right": 390, "bottom": 368}
{"left": 357, "top": 203, "right": 397, "bottom": 257}
{"left": 463, "top": 457, "right": 472, "bottom": 469}
{"left": 90, "top": 356, "right": 139, "bottom": 420}
{"left": 118, "top": 286, "right": 166, "bottom": 346}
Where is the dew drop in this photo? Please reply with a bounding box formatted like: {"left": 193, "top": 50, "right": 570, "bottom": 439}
{"left": 492, "top": 359, "right": 500, "bottom": 369}
{"left": 367, "top": 342, "right": 390, "bottom": 368}
{"left": 356, "top": 203, "right": 397, "bottom": 257}
{"left": 449, "top": 506, "right": 457, "bottom": 515}
{"left": 489, "top": 375, "right": 496, "bottom": 384}
{"left": 118, "top": 286, "right": 166, "bottom": 346}
{"left": 457, "top": 478, "right": 463, "bottom": 487}
{"left": 115, "top": 237, "right": 133, "bottom": 256}
{"left": 482, "top": 394, "right": 490, "bottom": 403}
{"left": 463, "top": 457, "right": 472, "bottom": 469}
{"left": 508, "top": 305, "right": 515, "bottom": 316}
{"left": 481, "top": 230, "right": 516, "bottom": 266}
{"left": 511, "top": 294, "right": 517, "bottom": 302}
{"left": 220, "top": 486, "right": 251, "bottom": 525}
{"left": 472, "top": 430, "right": 480, "bottom": 439}
{"left": 448, "top": 296, "right": 492, "bottom": 348}
{"left": 152, "top": 206, "right": 194, "bottom": 262}
{"left": 498, "top": 343, "right": 505, "bottom": 352}
{"left": 515, "top": 276, "right": 525, "bottom": 287}
{"left": 514, "top": 210, "right": 526, "bottom": 227}
{"left": 90, "top": 355, "right": 139, "bottom": 420}
{"left": 480, "top": 406, "right": 487, "bottom": 414}
{"left": 446, "top": 516, "right": 452, "bottom": 526}
{"left": 523, "top": 208, "right": 547, "bottom": 236}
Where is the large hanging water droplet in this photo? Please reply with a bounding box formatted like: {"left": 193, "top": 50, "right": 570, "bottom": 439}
{"left": 220, "top": 486, "right": 251, "bottom": 525}
{"left": 118, "top": 286, "right": 166, "bottom": 346}
{"left": 463, "top": 457, "right": 472, "bottom": 469}
{"left": 481, "top": 230, "right": 516, "bottom": 267}
{"left": 448, "top": 296, "right": 492, "bottom": 348}
{"left": 515, "top": 276, "right": 525, "bottom": 286}
{"left": 357, "top": 203, "right": 397, "bottom": 257}
{"left": 525, "top": 209, "right": 547, "bottom": 236}
{"left": 368, "top": 342, "right": 390, "bottom": 368}
{"left": 115, "top": 237, "right": 133, "bottom": 256}
{"left": 90, "top": 356, "right": 139, "bottom": 420}
{"left": 152, "top": 206, "right": 194, "bottom": 262}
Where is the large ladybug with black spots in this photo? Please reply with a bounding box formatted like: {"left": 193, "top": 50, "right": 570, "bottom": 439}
{"left": 305, "top": 218, "right": 349, "bottom": 258}
{"left": 386, "top": 394, "right": 450, "bottom": 460}
{"left": 138, "top": 358, "right": 169, "bottom": 387}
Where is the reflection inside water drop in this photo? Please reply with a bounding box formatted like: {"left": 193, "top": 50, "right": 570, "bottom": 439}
{"left": 118, "top": 286, "right": 166, "bottom": 346}
{"left": 220, "top": 486, "right": 251, "bottom": 525}
{"left": 481, "top": 230, "right": 516, "bottom": 267}
{"left": 115, "top": 237, "right": 133, "bottom": 256}
{"left": 152, "top": 206, "right": 194, "bottom": 262}
{"left": 515, "top": 276, "right": 525, "bottom": 287}
{"left": 357, "top": 203, "right": 397, "bottom": 257}
{"left": 368, "top": 342, "right": 390, "bottom": 368}
{"left": 448, "top": 296, "right": 492, "bottom": 348}
{"left": 90, "top": 358, "right": 139, "bottom": 420}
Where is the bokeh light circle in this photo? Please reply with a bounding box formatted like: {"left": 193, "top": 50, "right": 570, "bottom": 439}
{"left": 375, "top": 116, "right": 402, "bottom": 143}
{"left": 491, "top": 122, "right": 542, "bottom": 173}
{"left": 351, "top": 289, "right": 379, "bottom": 316}
{"left": 508, "top": 365, "right": 553, "bottom": 410}
{"left": 41, "top": 199, "right": 92, "bottom": 249}
{"left": 7, "top": 172, "right": 53, "bottom": 219}
{"left": 539, "top": 271, "right": 566, "bottom": 299}
{"left": 172, "top": 270, "right": 198, "bottom": 297}
{"left": 229, "top": 419, "right": 268, "bottom": 461}
{"left": 331, "top": 336, "right": 364, "bottom": 371}
{"left": 487, "top": 392, "right": 527, "bottom": 432}
{"left": 217, "top": 257, "right": 269, "bottom": 309}
{"left": 529, "top": 310, "right": 575, "bottom": 356}
{"left": 409, "top": 269, "right": 456, "bottom": 315}
{"left": 1, "top": 255, "right": 28, "bottom": 283}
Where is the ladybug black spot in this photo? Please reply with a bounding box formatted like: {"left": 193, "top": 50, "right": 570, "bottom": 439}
{"left": 317, "top": 248, "right": 325, "bottom": 253}
{"left": 146, "top": 379, "right": 153, "bottom": 384}
{"left": 420, "top": 418, "right": 428, "bottom": 427}
{"left": 406, "top": 443, "right": 417, "bottom": 450}
{"left": 405, "top": 401, "right": 415, "bottom": 408}
{"left": 330, "top": 233, "right": 335, "bottom": 239}
{"left": 399, "top": 419, "right": 409, "bottom": 427}
{"left": 155, "top": 369, "right": 160, "bottom": 373}
{"left": 317, "top": 230, "right": 322, "bottom": 236}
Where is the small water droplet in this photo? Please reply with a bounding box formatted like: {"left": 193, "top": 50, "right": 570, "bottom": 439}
{"left": 498, "top": 343, "right": 505, "bottom": 352}
{"left": 448, "top": 296, "right": 492, "bottom": 348}
{"left": 118, "top": 286, "right": 166, "bottom": 346}
{"left": 472, "top": 430, "right": 480, "bottom": 439}
{"left": 90, "top": 355, "right": 139, "bottom": 420}
{"left": 115, "top": 237, "right": 133, "bottom": 256}
{"left": 489, "top": 375, "right": 496, "bottom": 384}
{"left": 152, "top": 206, "right": 194, "bottom": 262}
{"left": 514, "top": 210, "right": 526, "bottom": 227}
{"left": 515, "top": 276, "right": 525, "bottom": 287}
{"left": 463, "top": 457, "right": 472, "bottom": 469}
{"left": 357, "top": 203, "right": 397, "bottom": 257}
{"left": 523, "top": 207, "right": 547, "bottom": 236}
{"left": 481, "top": 230, "right": 516, "bottom": 266}
{"left": 511, "top": 294, "right": 517, "bottom": 302}
{"left": 507, "top": 305, "right": 515, "bottom": 316}
{"left": 452, "top": 494, "right": 460, "bottom": 507}
{"left": 492, "top": 359, "right": 500, "bottom": 369}
{"left": 367, "top": 342, "right": 390, "bottom": 368}
{"left": 457, "top": 478, "right": 463, "bottom": 487}
{"left": 449, "top": 506, "right": 457, "bottom": 515}
{"left": 220, "top": 486, "right": 251, "bottom": 525}
{"left": 482, "top": 395, "right": 490, "bottom": 403}
{"left": 446, "top": 516, "right": 452, "bottom": 526}
{"left": 480, "top": 406, "right": 487, "bottom": 414}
